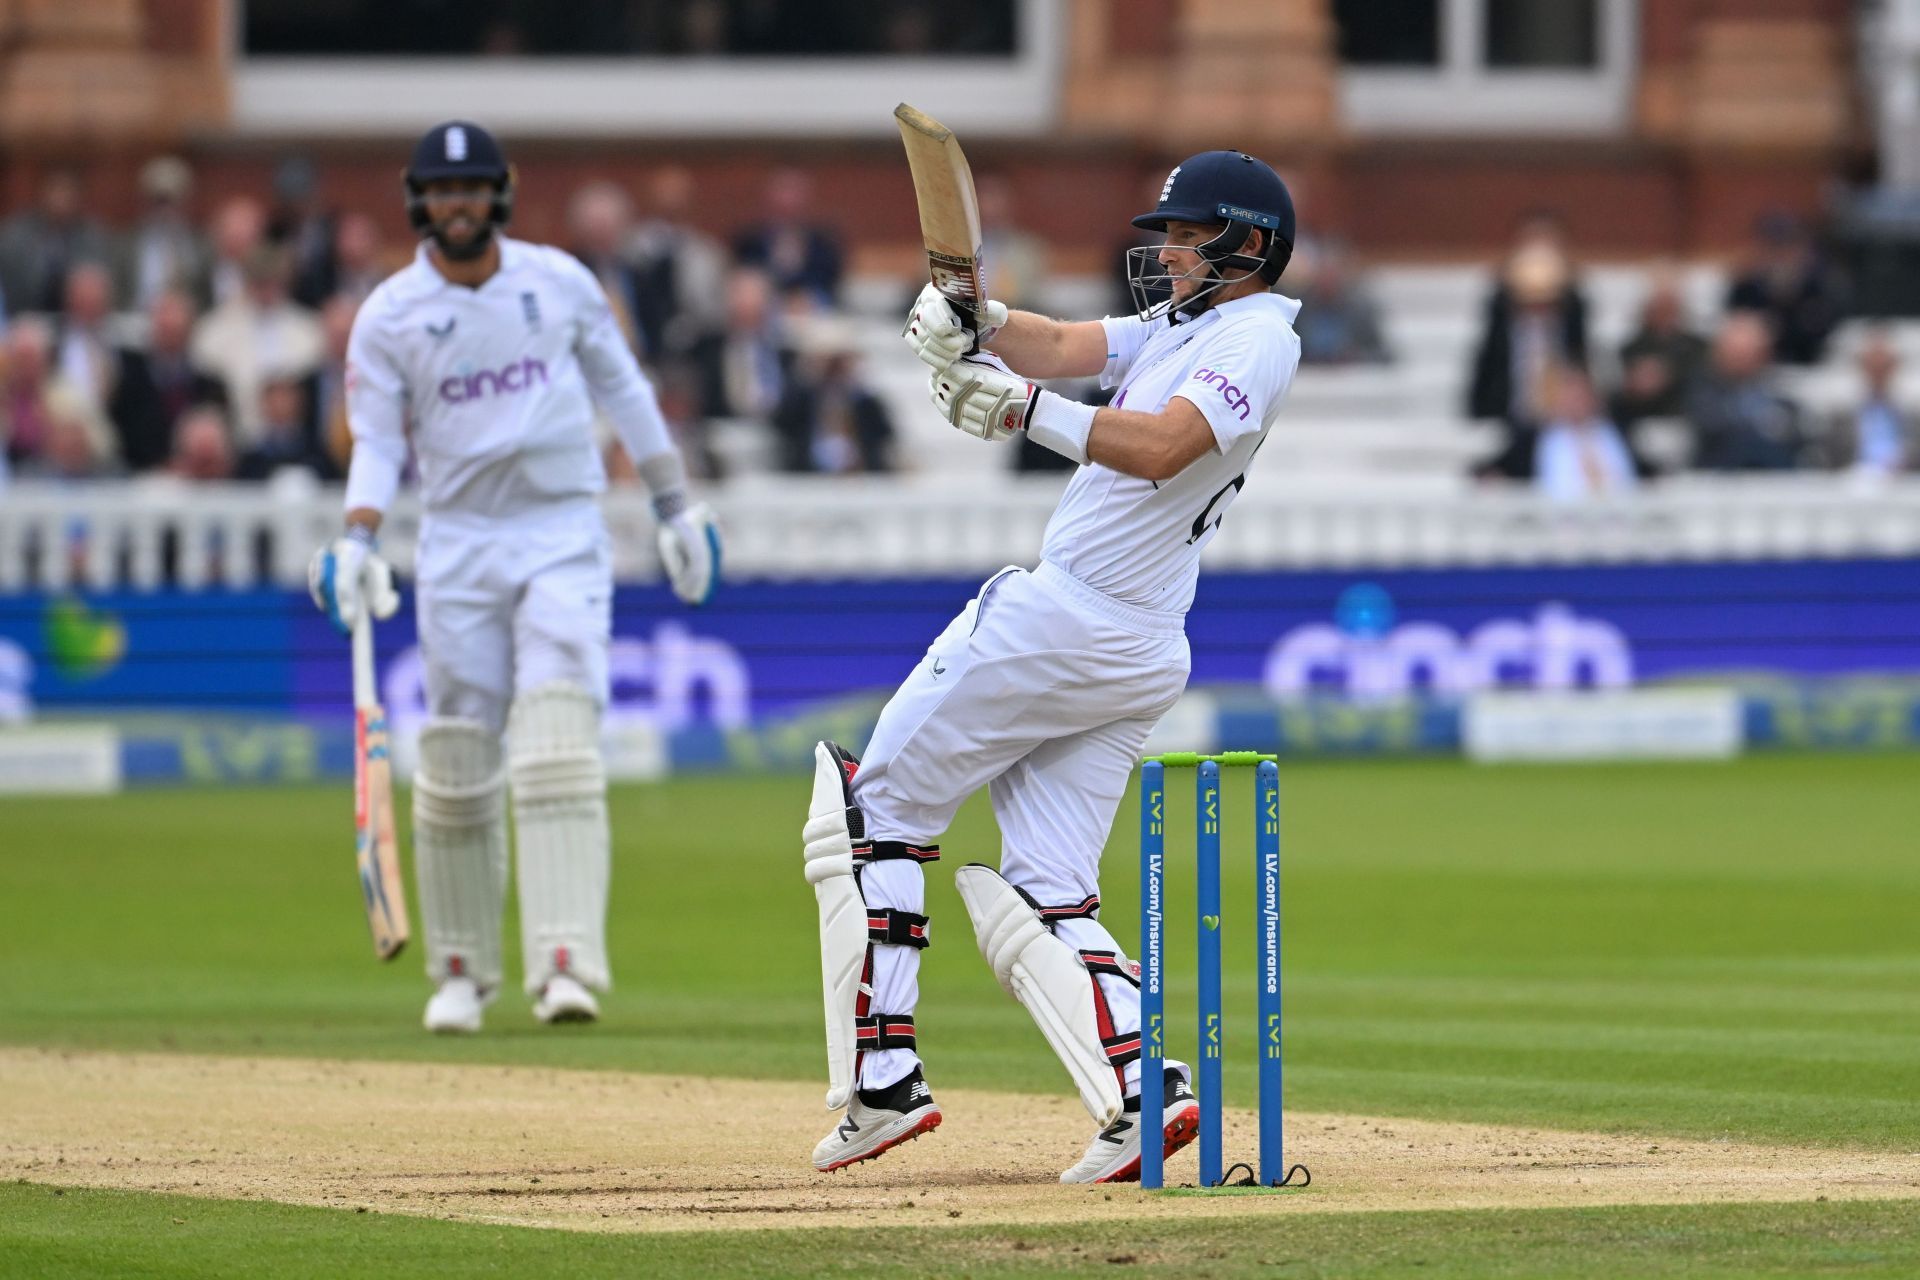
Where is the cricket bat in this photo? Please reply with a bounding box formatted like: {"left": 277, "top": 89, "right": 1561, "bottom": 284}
{"left": 353, "top": 611, "right": 409, "bottom": 961}
{"left": 894, "top": 102, "right": 986, "bottom": 335}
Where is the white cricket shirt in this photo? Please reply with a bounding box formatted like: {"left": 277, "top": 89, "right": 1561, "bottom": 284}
{"left": 1039, "top": 292, "right": 1301, "bottom": 615}
{"left": 342, "top": 236, "right": 674, "bottom": 519}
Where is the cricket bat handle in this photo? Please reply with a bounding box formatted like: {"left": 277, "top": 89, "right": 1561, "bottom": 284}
{"left": 351, "top": 611, "right": 376, "bottom": 711}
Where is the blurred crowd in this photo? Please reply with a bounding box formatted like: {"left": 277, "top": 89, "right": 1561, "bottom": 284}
{"left": 1464, "top": 209, "right": 1912, "bottom": 497}
{"left": 0, "top": 151, "right": 1909, "bottom": 498}
{"left": 0, "top": 156, "right": 902, "bottom": 491}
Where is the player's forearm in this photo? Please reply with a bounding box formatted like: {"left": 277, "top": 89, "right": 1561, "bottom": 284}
{"left": 345, "top": 509, "right": 383, "bottom": 536}
{"left": 1086, "top": 406, "right": 1217, "bottom": 483}
{"left": 986, "top": 311, "right": 1106, "bottom": 381}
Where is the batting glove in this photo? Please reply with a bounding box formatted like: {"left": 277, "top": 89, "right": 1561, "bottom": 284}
{"left": 928, "top": 353, "right": 1099, "bottom": 464}
{"left": 902, "top": 282, "right": 1007, "bottom": 372}
{"left": 307, "top": 527, "right": 400, "bottom": 635}
{"left": 657, "top": 499, "right": 722, "bottom": 606}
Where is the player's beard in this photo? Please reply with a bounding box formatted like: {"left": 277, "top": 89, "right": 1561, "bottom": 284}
{"left": 431, "top": 216, "right": 495, "bottom": 262}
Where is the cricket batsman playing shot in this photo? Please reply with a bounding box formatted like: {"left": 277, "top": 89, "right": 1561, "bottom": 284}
{"left": 803, "top": 147, "right": 1300, "bottom": 1181}
{"left": 309, "top": 121, "right": 721, "bottom": 1034}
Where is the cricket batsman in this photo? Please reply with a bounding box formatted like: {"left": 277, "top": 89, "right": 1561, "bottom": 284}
{"left": 803, "top": 151, "right": 1300, "bottom": 1182}
{"left": 309, "top": 121, "right": 721, "bottom": 1033}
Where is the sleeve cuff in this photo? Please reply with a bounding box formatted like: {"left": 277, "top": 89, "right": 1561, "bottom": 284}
{"left": 1026, "top": 390, "right": 1097, "bottom": 465}
{"left": 343, "top": 445, "right": 405, "bottom": 514}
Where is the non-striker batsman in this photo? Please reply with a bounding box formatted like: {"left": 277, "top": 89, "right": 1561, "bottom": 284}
{"left": 310, "top": 121, "right": 721, "bottom": 1033}
{"left": 804, "top": 151, "right": 1300, "bottom": 1181}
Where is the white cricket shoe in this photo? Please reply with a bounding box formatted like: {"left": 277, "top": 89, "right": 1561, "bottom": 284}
{"left": 532, "top": 973, "right": 600, "bottom": 1024}
{"left": 1059, "top": 1068, "right": 1200, "bottom": 1184}
{"left": 811, "top": 1067, "right": 943, "bottom": 1172}
{"left": 423, "top": 976, "right": 486, "bottom": 1034}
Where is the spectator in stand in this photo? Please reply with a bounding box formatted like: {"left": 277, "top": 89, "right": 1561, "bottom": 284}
{"left": 167, "top": 403, "right": 235, "bottom": 481}
{"left": 1726, "top": 211, "right": 1847, "bottom": 366}
{"left": 269, "top": 156, "right": 338, "bottom": 308}
{"left": 315, "top": 294, "right": 357, "bottom": 470}
{"left": 206, "top": 196, "right": 267, "bottom": 309}
{"left": 108, "top": 289, "right": 227, "bottom": 473}
{"left": 773, "top": 314, "right": 896, "bottom": 474}
{"left": 0, "top": 169, "right": 110, "bottom": 318}
{"left": 630, "top": 165, "right": 728, "bottom": 363}
{"left": 190, "top": 244, "right": 325, "bottom": 448}
{"left": 1, "top": 318, "right": 116, "bottom": 476}
{"left": 978, "top": 174, "right": 1051, "bottom": 315}
{"left": 1468, "top": 214, "right": 1589, "bottom": 480}
{"left": 567, "top": 180, "right": 645, "bottom": 354}
{"left": 1611, "top": 268, "right": 1707, "bottom": 428}
{"left": 1293, "top": 236, "right": 1390, "bottom": 366}
{"left": 1827, "top": 330, "right": 1913, "bottom": 475}
{"left": 328, "top": 212, "right": 391, "bottom": 305}
{"left": 733, "top": 168, "right": 843, "bottom": 306}
{"left": 1689, "top": 312, "right": 1804, "bottom": 471}
{"left": 690, "top": 266, "right": 789, "bottom": 422}
{"left": 235, "top": 372, "right": 334, "bottom": 481}
{"left": 1534, "top": 364, "right": 1639, "bottom": 501}
{"left": 55, "top": 262, "right": 118, "bottom": 411}
{"left": 116, "top": 156, "right": 209, "bottom": 313}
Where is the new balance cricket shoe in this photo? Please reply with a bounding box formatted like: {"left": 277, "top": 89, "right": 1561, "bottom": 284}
{"left": 811, "top": 1067, "right": 943, "bottom": 1172}
{"left": 423, "top": 976, "right": 486, "bottom": 1034}
{"left": 1059, "top": 1068, "right": 1199, "bottom": 1184}
{"left": 532, "top": 973, "right": 600, "bottom": 1024}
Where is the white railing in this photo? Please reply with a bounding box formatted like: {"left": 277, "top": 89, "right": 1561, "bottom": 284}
{"left": 3, "top": 473, "right": 1920, "bottom": 591}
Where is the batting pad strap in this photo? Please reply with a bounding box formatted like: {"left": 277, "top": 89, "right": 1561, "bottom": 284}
{"left": 853, "top": 840, "right": 941, "bottom": 865}
{"left": 867, "top": 908, "right": 931, "bottom": 949}
{"left": 1034, "top": 893, "right": 1101, "bottom": 924}
{"left": 854, "top": 1014, "right": 917, "bottom": 1051}
{"left": 1100, "top": 1030, "right": 1142, "bottom": 1069}
{"left": 1078, "top": 949, "right": 1140, "bottom": 988}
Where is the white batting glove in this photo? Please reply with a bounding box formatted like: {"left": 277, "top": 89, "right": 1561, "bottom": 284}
{"left": 929, "top": 352, "right": 1034, "bottom": 441}
{"left": 929, "top": 353, "right": 1099, "bottom": 464}
{"left": 902, "top": 282, "right": 1008, "bottom": 372}
{"left": 657, "top": 500, "right": 722, "bottom": 606}
{"left": 307, "top": 528, "right": 400, "bottom": 635}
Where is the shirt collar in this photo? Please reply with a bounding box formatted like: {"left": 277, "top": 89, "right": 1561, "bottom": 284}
{"left": 413, "top": 235, "right": 519, "bottom": 289}
{"left": 1211, "top": 290, "right": 1302, "bottom": 324}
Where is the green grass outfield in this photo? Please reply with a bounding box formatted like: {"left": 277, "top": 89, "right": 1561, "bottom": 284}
{"left": 8, "top": 1183, "right": 1920, "bottom": 1279}
{"left": 2, "top": 753, "right": 1916, "bottom": 1275}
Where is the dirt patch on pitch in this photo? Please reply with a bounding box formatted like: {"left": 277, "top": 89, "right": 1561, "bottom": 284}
{"left": 2, "top": 1048, "right": 1915, "bottom": 1234}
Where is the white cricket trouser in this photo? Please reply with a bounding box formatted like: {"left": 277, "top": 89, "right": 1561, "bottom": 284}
{"left": 413, "top": 499, "right": 614, "bottom": 994}
{"left": 415, "top": 501, "right": 612, "bottom": 732}
{"left": 852, "top": 561, "right": 1190, "bottom": 1091}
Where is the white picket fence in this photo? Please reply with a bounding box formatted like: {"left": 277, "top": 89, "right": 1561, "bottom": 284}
{"left": 4, "top": 471, "right": 1920, "bottom": 591}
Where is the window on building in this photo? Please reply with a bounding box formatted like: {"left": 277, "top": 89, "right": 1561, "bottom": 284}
{"left": 1333, "top": 0, "right": 1440, "bottom": 67}
{"left": 1332, "top": 0, "right": 1635, "bottom": 135}
{"left": 1483, "top": 0, "right": 1599, "bottom": 69}
{"left": 242, "top": 0, "right": 1019, "bottom": 58}
{"left": 234, "top": 0, "right": 1057, "bottom": 136}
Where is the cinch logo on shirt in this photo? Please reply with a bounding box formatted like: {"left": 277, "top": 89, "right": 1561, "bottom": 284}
{"left": 439, "top": 357, "right": 549, "bottom": 404}
{"left": 1191, "top": 366, "right": 1251, "bottom": 421}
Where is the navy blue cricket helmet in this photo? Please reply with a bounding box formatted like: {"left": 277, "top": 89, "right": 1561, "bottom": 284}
{"left": 1133, "top": 150, "right": 1294, "bottom": 285}
{"left": 403, "top": 120, "right": 515, "bottom": 238}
